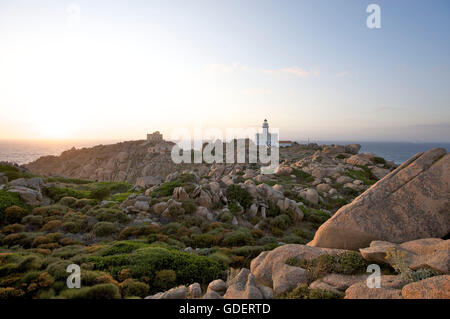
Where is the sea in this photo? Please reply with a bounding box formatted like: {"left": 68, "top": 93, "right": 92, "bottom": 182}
{"left": 0, "top": 139, "right": 449, "bottom": 166}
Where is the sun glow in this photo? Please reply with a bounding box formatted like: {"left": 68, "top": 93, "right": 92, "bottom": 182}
{"left": 32, "top": 113, "right": 78, "bottom": 139}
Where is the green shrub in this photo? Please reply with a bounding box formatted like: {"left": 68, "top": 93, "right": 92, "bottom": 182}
{"left": 226, "top": 185, "right": 253, "bottom": 209}
{"left": 1, "top": 232, "right": 28, "bottom": 247}
{"left": 46, "top": 260, "right": 73, "bottom": 281}
{"left": 111, "top": 192, "right": 134, "bottom": 202}
{"left": 1, "top": 223, "right": 25, "bottom": 234}
{"left": 191, "top": 233, "right": 221, "bottom": 248}
{"left": 88, "top": 246, "right": 225, "bottom": 292}
{"left": 102, "top": 241, "right": 150, "bottom": 256}
{"left": 291, "top": 168, "right": 314, "bottom": 183}
{"left": 0, "top": 163, "right": 33, "bottom": 181}
{"left": 154, "top": 269, "right": 177, "bottom": 291}
{"left": 33, "top": 204, "right": 68, "bottom": 217}
{"left": 62, "top": 221, "right": 81, "bottom": 233}
{"left": 209, "top": 252, "right": 232, "bottom": 267}
{"left": 162, "top": 222, "right": 182, "bottom": 235}
{"left": 0, "top": 263, "right": 20, "bottom": 277}
{"left": 46, "top": 176, "right": 91, "bottom": 184}
{"left": 89, "top": 182, "right": 132, "bottom": 195}
{"left": 0, "top": 190, "right": 26, "bottom": 221}
{"left": 41, "top": 220, "right": 63, "bottom": 232}
{"left": 59, "top": 196, "right": 78, "bottom": 207}
{"left": 270, "top": 227, "right": 283, "bottom": 237}
{"left": 211, "top": 201, "right": 224, "bottom": 211}
{"left": 60, "top": 283, "right": 121, "bottom": 299}
{"left": 181, "top": 199, "right": 197, "bottom": 214}
{"left": 231, "top": 245, "right": 266, "bottom": 265}
{"left": 4, "top": 205, "right": 28, "bottom": 224}
{"left": 32, "top": 233, "right": 62, "bottom": 248}
{"left": 345, "top": 166, "right": 378, "bottom": 185}
{"left": 151, "top": 181, "right": 182, "bottom": 198}
{"left": 292, "top": 228, "right": 314, "bottom": 241}
{"left": 266, "top": 200, "right": 281, "bottom": 218}
{"left": 118, "top": 224, "right": 160, "bottom": 240}
{"left": 373, "top": 157, "right": 386, "bottom": 165}
{"left": 120, "top": 278, "right": 149, "bottom": 297}
{"left": 385, "top": 248, "right": 440, "bottom": 282}
{"left": 281, "top": 233, "right": 308, "bottom": 244}
{"left": 228, "top": 201, "right": 242, "bottom": 214}
{"left": 218, "top": 211, "right": 233, "bottom": 223}
{"left": 93, "top": 222, "right": 118, "bottom": 237}
{"left": 59, "top": 287, "right": 90, "bottom": 299}
{"left": 73, "top": 198, "right": 97, "bottom": 209}
{"left": 90, "top": 187, "right": 111, "bottom": 201}
{"left": 0, "top": 287, "right": 25, "bottom": 299}
{"left": 342, "top": 187, "right": 359, "bottom": 197}
{"left": 325, "top": 197, "right": 348, "bottom": 210}
{"left": 288, "top": 252, "right": 369, "bottom": 281}
{"left": 222, "top": 229, "right": 254, "bottom": 247}
{"left": 303, "top": 209, "right": 330, "bottom": 228}
{"left": 90, "top": 208, "right": 129, "bottom": 223}
{"left": 45, "top": 187, "right": 90, "bottom": 202}
{"left": 280, "top": 283, "right": 343, "bottom": 299}
{"left": 270, "top": 214, "right": 291, "bottom": 230}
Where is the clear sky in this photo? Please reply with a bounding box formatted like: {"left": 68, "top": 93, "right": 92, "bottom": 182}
{"left": 0, "top": 0, "right": 449, "bottom": 142}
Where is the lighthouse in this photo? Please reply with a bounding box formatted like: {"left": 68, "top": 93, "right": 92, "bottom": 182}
{"left": 256, "top": 119, "right": 273, "bottom": 147}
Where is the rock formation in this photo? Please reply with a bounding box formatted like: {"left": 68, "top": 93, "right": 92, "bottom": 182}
{"left": 309, "top": 148, "right": 450, "bottom": 250}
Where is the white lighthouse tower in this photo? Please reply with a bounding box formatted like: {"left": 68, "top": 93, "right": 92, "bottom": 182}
{"left": 256, "top": 119, "right": 274, "bottom": 147}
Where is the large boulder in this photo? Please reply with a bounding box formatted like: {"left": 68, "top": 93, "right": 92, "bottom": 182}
{"left": 305, "top": 188, "right": 319, "bottom": 205}
{"left": 345, "top": 144, "right": 361, "bottom": 155}
{"left": 344, "top": 275, "right": 407, "bottom": 299}
{"left": 223, "top": 269, "right": 263, "bottom": 299}
{"left": 360, "top": 238, "right": 449, "bottom": 274}
{"left": 309, "top": 273, "right": 368, "bottom": 294}
{"left": 345, "top": 153, "right": 374, "bottom": 166}
{"left": 135, "top": 176, "right": 161, "bottom": 189}
{"left": 207, "top": 279, "right": 227, "bottom": 296}
{"left": 188, "top": 283, "right": 202, "bottom": 299}
{"left": 173, "top": 187, "right": 189, "bottom": 201}
{"left": 401, "top": 275, "right": 450, "bottom": 299}
{"left": 250, "top": 244, "right": 348, "bottom": 293}
{"left": 146, "top": 285, "right": 188, "bottom": 299}
{"left": 7, "top": 186, "right": 43, "bottom": 206}
{"left": 309, "top": 148, "right": 450, "bottom": 250}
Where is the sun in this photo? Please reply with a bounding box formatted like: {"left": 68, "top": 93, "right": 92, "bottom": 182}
{"left": 33, "top": 114, "right": 77, "bottom": 139}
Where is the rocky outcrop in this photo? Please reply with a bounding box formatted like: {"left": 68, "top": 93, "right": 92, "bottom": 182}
{"left": 146, "top": 285, "right": 188, "bottom": 299}
{"left": 309, "top": 273, "right": 367, "bottom": 295}
{"left": 207, "top": 279, "right": 227, "bottom": 296}
{"left": 188, "top": 283, "right": 202, "bottom": 299}
{"left": 309, "top": 148, "right": 450, "bottom": 250}
{"left": 5, "top": 177, "right": 48, "bottom": 206}
{"left": 250, "top": 244, "right": 348, "bottom": 294}
{"left": 223, "top": 269, "right": 264, "bottom": 299}
{"left": 25, "top": 140, "right": 193, "bottom": 184}
{"left": 360, "top": 238, "right": 449, "bottom": 274}
{"left": 344, "top": 275, "right": 406, "bottom": 299}
{"left": 401, "top": 275, "right": 450, "bottom": 299}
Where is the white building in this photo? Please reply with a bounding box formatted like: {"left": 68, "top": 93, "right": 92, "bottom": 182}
{"left": 256, "top": 119, "right": 278, "bottom": 147}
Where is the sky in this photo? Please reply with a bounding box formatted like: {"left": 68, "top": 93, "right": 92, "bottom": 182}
{"left": 0, "top": 0, "right": 449, "bottom": 143}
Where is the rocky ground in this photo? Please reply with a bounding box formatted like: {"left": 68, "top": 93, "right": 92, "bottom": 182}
{"left": 0, "top": 139, "right": 448, "bottom": 299}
